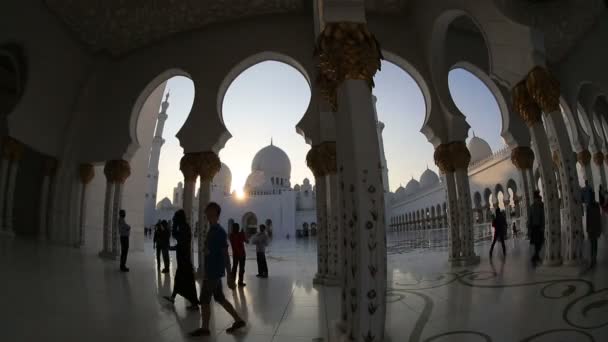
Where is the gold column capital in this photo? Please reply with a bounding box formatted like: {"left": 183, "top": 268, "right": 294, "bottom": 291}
{"left": 2, "top": 136, "right": 24, "bottom": 161}
{"left": 79, "top": 163, "right": 95, "bottom": 185}
{"left": 513, "top": 81, "right": 542, "bottom": 127}
{"left": 307, "top": 141, "right": 337, "bottom": 178}
{"left": 511, "top": 146, "right": 535, "bottom": 170}
{"left": 314, "top": 22, "right": 382, "bottom": 110}
{"left": 434, "top": 143, "right": 454, "bottom": 173}
{"left": 526, "top": 66, "right": 561, "bottom": 114}
{"left": 593, "top": 151, "right": 604, "bottom": 166}
{"left": 43, "top": 157, "right": 58, "bottom": 177}
{"left": 577, "top": 150, "right": 591, "bottom": 166}
{"left": 449, "top": 141, "right": 471, "bottom": 169}
{"left": 104, "top": 159, "right": 130, "bottom": 183}
{"left": 199, "top": 151, "right": 221, "bottom": 182}
{"left": 180, "top": 153, "right": 201, "bottom": 182}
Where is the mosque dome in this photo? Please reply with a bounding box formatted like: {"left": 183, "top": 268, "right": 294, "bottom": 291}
{"left": 294, "top": 184, "right": 301, "bottom": 191}
{"left": 404, "top": 178, "right": 421, "bottom": 195}
{"left": 419, "top": 168, "right": 439, "bottom": 188}
{"left": 468, "top": 136, "right": 493, "bottom": 164}
{"left": 251, "top": 142, "right": 291, "bottom": 178}
{"left": 156, "top": 197, "right": 172, "bottom": 209}
{"left": 245, "top": 170, "right": 272, "bottom": 192}
{"left": 212, "top": 162, "right": 232, "bottom": 194}
{"left": 395, "top": 185, "right": 406, "bottom": 199}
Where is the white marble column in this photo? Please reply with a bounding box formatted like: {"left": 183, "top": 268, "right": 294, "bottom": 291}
{"left": 326, "top": 171, "right": 341, "bottom": 286}
{"left": 99, "top": 177, "right": 115, "bottom": 258}
{"left": 435, "top": 144, "right": 461, "bottom": 263}
{"left": 77, "top": 164, "right": 94, "bottom": 247}
{"left": 513, "top": 79, "right": 562, "bottom": 265}
{"left": 511, "top": 146, "right": 535, "bottom": 237}
{"left": 38, "top": 158, "right": 57, "bottom": 241}
{"left": 3, "top": 154, "right": 21, "bottom": 236}
{"left": 593, "top": 152, "right": 608, "bottom": 190}
{"left": 180, "top": 153, "right": 199, "bottom": 264}
{"left": 196, "top": 151, "right": 220, "bottom": 278}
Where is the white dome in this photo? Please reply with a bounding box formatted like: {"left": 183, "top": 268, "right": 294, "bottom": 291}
{"left": 395, "top": 185, "right": 406, "bottom": 199}
{"left": 212, "top": 162, "right": 232, "bottom": 194}
{"left": 245, "top": 170, "right": 272, "bottom": 192}
{"left": 404, "top": 178, "right": 421, "bottom": 195}
{"left": 251, "top": 143, "right": 291, "bottom": 178}
{"left": 419, "top": 168, "right": 439, "bottom": 188}
{"left": 156, "top": 197, "right": 172, "bottom": 209}
{"left": 468, "top": 136, "right": 493, "bottom": 164}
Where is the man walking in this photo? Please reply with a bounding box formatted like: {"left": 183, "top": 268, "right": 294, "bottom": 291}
{"left": 586, "top": 194, "right": 602, "bottom": 268}
{"left": 118, "top": 210, "right": 131, "bottom": 272}
{"left": 252, "top": 224, "right": 269, "bottom": 278}
{"left": 528, "top": 191, "right": 545, "bottom": 267}
{"left": 189, "top": 202, "right": 245, "bottom": 337}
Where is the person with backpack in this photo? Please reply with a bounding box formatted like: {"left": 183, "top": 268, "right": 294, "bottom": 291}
{"left": 490, "top": 207, "right": 507, "bottom": 258}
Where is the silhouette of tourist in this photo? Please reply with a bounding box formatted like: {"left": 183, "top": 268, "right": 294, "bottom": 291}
{"left": 528, "top": 191, "right": 545, "bottom": 266}
{"left": 164, "top": 210, "right": 199, "bottom": 310}
{"left": 252, "top": 224, "right": 269, "bottom": 278}
{"left": 490, "top": 207, "right": 507, "bottom": 258}
{"left": 512, "top": 221, "right": 519, "bottom": 239}
{"left": 581, "top": 179, "right": 593, "bottom": 206}
{"left": 229, "top": 223, "right": 248, "bottom": 287}
{"left": 118, "top": 210, "right": 131, "bottom": 272}
{"left": 190, "top": 202, "right": 245, "bottom": 336}
{"left": 586, "top": 193, "right": 602, "bottom": 268}
{"left": 153, "top": 220, "right": 170, "bottom": 273}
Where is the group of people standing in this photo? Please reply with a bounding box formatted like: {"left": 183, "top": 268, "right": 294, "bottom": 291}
{"left": 489, "top": 181, "right": 603, "bottom": 268}
{"left": 157, "top": 203, "right": 270, "bottom": 336}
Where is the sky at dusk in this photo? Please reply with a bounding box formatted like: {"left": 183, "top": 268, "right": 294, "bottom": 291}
{"left": 151, "top": 61, "right": 503, "bottom": 202}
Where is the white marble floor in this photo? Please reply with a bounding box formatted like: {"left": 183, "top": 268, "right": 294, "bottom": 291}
{"left": 1, "top": 234, "right": 607, "bottom": 342}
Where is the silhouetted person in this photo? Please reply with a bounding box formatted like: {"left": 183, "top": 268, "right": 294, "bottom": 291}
{"left": 252, "top": 224, "right": 269, "bottom": 278}
{"left": 581, "top": 180, "right": 593, "bottom": 206}
{"left": 490, "top": 207, "right": 507, "bottom": 258}
{"left": 119, "top": 210, "right": 131, "bottom": 272}
{"left": 586, "top": 194, "right": 602, "bottom": 268}
{"left": 528, "top": 191, "right": 545, "bottom": 266}
{"left": 512, "top": 222, "right": 519, "bottom": 239}
{"left": 229, "top": 223, "right": 248, "bottom": 287}
{"left": 190, "top": 202, "right": 245, "bottom": 337}
{"left": 164, "top": 210, "right": 199, "bottom": 310}
{"left": 153, "top": 220, "right": 170, "bottom": 273}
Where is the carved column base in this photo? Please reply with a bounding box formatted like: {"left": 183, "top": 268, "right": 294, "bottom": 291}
{"left": 450, "top": 255, "right": 481, "bottom": 267}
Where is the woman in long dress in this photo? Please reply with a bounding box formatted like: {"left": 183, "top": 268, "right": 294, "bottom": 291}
{"left": 164, "top": 209, "right": 199, "bottom": 310}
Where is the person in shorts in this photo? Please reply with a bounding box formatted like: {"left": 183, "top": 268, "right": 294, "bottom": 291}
{"left": 189, "top": 202, "right": 246, "bottom": 337}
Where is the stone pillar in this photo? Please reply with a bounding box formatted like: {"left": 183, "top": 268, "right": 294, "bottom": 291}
{"left": 529, "top": 67, "right": 583, "bottom": 265}
{"left": 434, "top": 144, "right": 461, "bottom": 263}
{"left": 78, "top": 164, "right": 95, "bottom": 247}
{"left": 307, "top": 144, "right": 330, "bottom": 285}
{"left": 180, "top": 153, "right": 199, "bottom": 227}
{"left": 39, "top": 157, "right": 58, "bottom": 241}
{"left": 578, "top": 150, "right": 594, "bottom": 190}
{"left": 593, "top": 152, "right": 607, "bottom": 190}
{"left": 99, "top": 160, "right": 130, "bottom": 259}
{"left": 513, "top": 78, "right": 562, "bottom": 265}
{"left": 0, "top": 137, "right": 24, "bottom": 236}
{"left": 316, "top": 22, "right": 386, "bottom": 341}
{"left": 326, "top": 170, "right": 341, "bottom": 286}
{"left": 197, "top": 151, "right": 220, "bottom": 278}
{"left": 511, "top": 146, "right": 535, "bottom": 236}
{"left": 451, "top": 142, "right": 478, "bottom": 264}
{"left": 110, "top": 160, "right": 130, "bottom": 258}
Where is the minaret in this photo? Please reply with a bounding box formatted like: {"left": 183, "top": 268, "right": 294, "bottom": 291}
{"left": 144, "top": 92, "right": 170, "bottom": 228}
{"left": 372, "top": 95, "right": 390, "bottom": 193}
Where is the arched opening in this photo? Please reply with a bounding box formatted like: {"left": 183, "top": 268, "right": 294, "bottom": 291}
{"left": 219, "top": 59, "right": 311, "bottom": 196}
{"left": 0, "top": 44, "right": 25, "bottom": 118}
{"left": 242, "top": 211, "right": 258, "bottom": 237}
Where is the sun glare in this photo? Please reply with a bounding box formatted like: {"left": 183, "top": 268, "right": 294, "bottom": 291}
{"left": 235, "top": 190, "right": 246, "bottom": 200}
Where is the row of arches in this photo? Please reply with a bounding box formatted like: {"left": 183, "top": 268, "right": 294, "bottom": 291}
{"left": 389, "top": 203, "right": 448, "bottom": 232}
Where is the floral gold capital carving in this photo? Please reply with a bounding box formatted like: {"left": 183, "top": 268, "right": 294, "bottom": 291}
{"left": 511, "top": 146, "right": 535, "bottom": 170}
{"left": 199, "top": 151, "right": 221, "bottom": 182}
{"left": 526, "top": 66, "right": 561, "bottom": 114}
{"left": 104, "top": 160, "right": 130, "bottom": 183}
{"left": 593, "top": 152, "right": 604, "bottom": 166}
{"left": 180, "top": 153, "right": 201, "bottom": 182}
{"left": 513, "top": 81, "right": 542, "bottom": 127}
{"left": 314, "top": 22, "right": 383, "bottom": 111}
{"left": 79, "top": 163, "right": 95, "bottom": 185}
{"left": 433, "top": 144, "right": 454, "bottom": 173}
{"left": 2, "top": 136, "right": 24, "bottom": 161}
{"left": 577, "top": 150, "right": 591, "bottom": 166}
{"left": 449, "top": 141, "right": 471, "bottom": 170}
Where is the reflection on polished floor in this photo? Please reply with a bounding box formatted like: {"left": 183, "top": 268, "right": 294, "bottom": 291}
{"left": 1, "top": 235, "right": 608, "bottom": 342}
